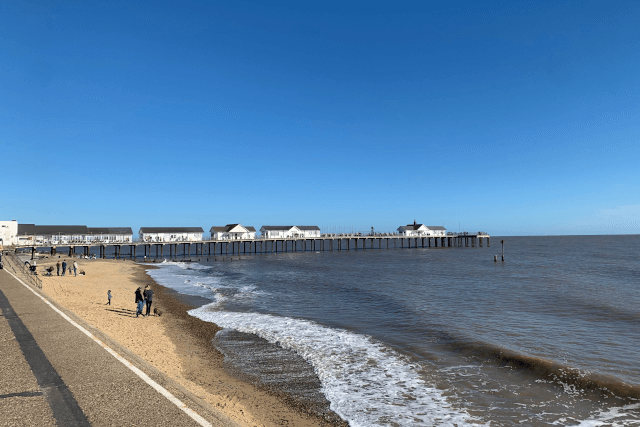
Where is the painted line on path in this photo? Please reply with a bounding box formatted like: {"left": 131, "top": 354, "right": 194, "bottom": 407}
{"left": 0, "top": 286, "right": 90, "bottom": 426}
{"left": 3, "top": 268, "right": 212, "bottom": 427}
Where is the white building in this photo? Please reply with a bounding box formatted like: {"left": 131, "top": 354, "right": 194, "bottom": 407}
{"left": 17, "top": 224, "right": 89, "bottom": 246}
{"left": 397, "top": 222, "right": 429, "bottom": 236}
{"left": 0, "top": 220, "right": 18, "bottom": 247}
{"left": 425, "top": 226, "right": 447, "bottom": 236}
{"left": 86, "top": 227, "right": 133, "bottom": 243}
{"left": 397, "top": 222, "right": 447, "bottom": 237}
{"left": 139, "top": 227, "right": 204, "bottom": 243}
{"left": 259, "top": 226, "right": 300, "bottom": 239}
{"left": 296, "top": 226, "right": 321, "bottom": 238}
{"left": 209, "top": 224, "right": 256, "bottom": 240}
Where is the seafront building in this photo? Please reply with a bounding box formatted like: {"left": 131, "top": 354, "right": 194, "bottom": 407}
{"left": 259, "top": 226, "right": 321, "bottom": 239}
{"left": 260, "top": 226, "right": 300, "bottom": 239}
{"left": 12, "top": 224, "right": 133, "bottom": 245}
{"left": 397, "top": 222, "right": 447, "bottom": 237}
{"left": 138, "top": 227, "right": 204, "bottom": 243}
{"left": 209, "top": 224, "right": 256, "bottom": 240}
{"left": 0, "top": 220, "right": 18, "bottom": 247}
{"left": 86, "top": 228, "right": 134, "bottom": 243}
{"left": 296, "top": 226, "right": 321, "bottom": 238}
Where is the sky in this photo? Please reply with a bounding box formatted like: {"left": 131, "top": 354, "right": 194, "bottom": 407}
{"left": 1, "top": 0, "right": 639, "bottom": 236}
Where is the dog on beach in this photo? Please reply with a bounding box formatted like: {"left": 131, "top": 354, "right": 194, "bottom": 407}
{"left": 153, "top": 307, "right": 162, "bottom": 317}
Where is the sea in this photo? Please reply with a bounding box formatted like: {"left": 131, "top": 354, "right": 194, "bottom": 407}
{"left": 142, "top": 235, "right": 640, "bottom": 426}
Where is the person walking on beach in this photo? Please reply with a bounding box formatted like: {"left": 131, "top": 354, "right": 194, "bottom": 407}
{"left": 73, "top": 260, "right": 78, "bottom": 277}
{"left": 143, "top": 285, "right": 154, "bottom": 316}
{"left": 56, "top": 261, "right": 61, "bottom": 276}
{"left": 61, "top": 260, "right": 67, "bottom": 276}
{"left": 135, "top": 287, "right": 145, "bottom": 317}
{"left": 107, "top": 290, "right": 112, "bottom": 305}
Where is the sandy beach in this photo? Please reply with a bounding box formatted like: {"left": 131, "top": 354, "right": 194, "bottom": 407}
{"left": 29, "top": 255, "right": 346, "bottom": 427}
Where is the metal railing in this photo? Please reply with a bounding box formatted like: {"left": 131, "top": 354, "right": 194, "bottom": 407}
{"left": 2, "top": 252, "right": 42, "bottom": 289}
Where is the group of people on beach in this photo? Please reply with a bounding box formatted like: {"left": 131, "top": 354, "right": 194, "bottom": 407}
{"left": 104, "top": 285, "right": 155, "bottom": 318}
{"left": 55, "top": 260, "right": 78, "bottom": 276}
{"left": 134, "top": 285, "right": 154, "bottom": 318}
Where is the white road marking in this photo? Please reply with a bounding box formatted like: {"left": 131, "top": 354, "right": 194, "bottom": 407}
{"left": 4, "top": 268, "right": 212, "bottom": 427}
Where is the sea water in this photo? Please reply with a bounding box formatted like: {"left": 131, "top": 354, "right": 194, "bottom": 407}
{"left": 145, "top": 235, "right": 640, "bottom": 426}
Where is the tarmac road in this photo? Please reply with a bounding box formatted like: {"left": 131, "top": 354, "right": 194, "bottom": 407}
{"left": 0, "top": 268, "right": 239, "bottom": 427}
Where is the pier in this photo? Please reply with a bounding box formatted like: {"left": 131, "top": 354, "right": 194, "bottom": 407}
{"left": 10, "top": 233, "right": 490, "bottom": 260}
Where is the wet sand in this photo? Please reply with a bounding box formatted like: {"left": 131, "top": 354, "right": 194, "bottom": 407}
{"left": 32, "top": 255, "right": 347, "bottom": 427}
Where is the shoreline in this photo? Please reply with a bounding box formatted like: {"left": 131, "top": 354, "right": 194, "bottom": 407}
{"left": 32, "top": 255, "right": 347, "bottom": 427}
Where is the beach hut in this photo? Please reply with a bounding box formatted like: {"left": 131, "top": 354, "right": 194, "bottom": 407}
{"left": 296, "top": 226, "right": 321, "bottom": 238}
{"left": 86, "top": 227, "right": 134, "bottom": 244}
{"left": 259, "top": 226, "right": 301, "bottom": 239}
{"left": 138, "top": 227, "right": 204, "bottom": 243}
{"left": 209, "top": 224, "right": 256, "bottom": 240}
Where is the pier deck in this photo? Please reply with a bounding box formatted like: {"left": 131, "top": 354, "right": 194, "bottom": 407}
{"left": 9, "top": 234, "right": 490, "bottom": 260}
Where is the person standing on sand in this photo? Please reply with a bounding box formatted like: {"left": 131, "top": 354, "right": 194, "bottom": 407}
{"left": 61, "top": 260, "right": 67, "bottom": 276}
{"left": 73, "top": 260, "right": 78, "bottom": 277}
{"left": 107, "top": 290, "right": 112, "bottom": 305}
{"left": 143, "top": 285, "right": 154, "bottom": 316}
{"left": 135, "top": 287, "right": 145, "bottom": 317}
{"left": 56, "top": 261, "right": 61, "bottom": 276}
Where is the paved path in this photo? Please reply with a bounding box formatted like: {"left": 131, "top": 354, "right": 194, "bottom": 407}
{"left": 0, "top": 269, "right": 238, "bottom": 427}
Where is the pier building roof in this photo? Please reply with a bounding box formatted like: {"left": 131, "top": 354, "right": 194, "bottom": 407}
{"left": 87, "top": 227, "right": 133, "bottom": 235}
{"left": 426, "top": 226, "right": 447, "bottom": 230}
{"left": 399, "top": 224, "right": 426, "bottom": 231}
{"left": 260, "top": 226, "right": 297, "bottom": 231}
{"left": 18, "top": 224, "right": 89, "bottom": 235}
{"left": 296, "top": 226, "right": 320, "bottom": 231}
{"left": 209, "top": 224, "right": 256, "bottom": 233}
{"left": 139, "top": 227, "right": 204, "bottom": 233}
{"left": 17, "top": 224, "right": 36, "bottom": 235}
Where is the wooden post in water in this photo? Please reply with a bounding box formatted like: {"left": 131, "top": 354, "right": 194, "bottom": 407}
{"left": 501, "top": 240, "right": 505, "bottom": 261}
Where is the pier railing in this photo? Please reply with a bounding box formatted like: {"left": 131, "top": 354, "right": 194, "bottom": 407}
{"left": 2, "top": 251, "right": 42, "bottom": 289}
{"left": 13, "top": 232, "right": 488, "bottom": 247}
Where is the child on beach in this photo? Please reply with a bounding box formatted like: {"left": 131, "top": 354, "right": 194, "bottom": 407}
{"left": 107, "top": 290, "right": 112, "bottom": 305}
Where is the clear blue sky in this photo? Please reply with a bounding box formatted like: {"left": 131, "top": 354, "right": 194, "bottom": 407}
{"left": 1, "top": 0, "right": 639, "bottom": 236}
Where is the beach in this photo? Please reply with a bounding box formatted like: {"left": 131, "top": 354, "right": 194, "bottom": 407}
{"left": 30, "top": 255, "right": 346, "bottom": 427}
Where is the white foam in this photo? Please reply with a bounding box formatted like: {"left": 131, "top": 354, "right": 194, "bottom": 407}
{"left": 157, "top": 260, "right": 211, "bottom": 270}
{"left": 569, "top": 403, "right": 640, "bottom": 427}
{"left": 188, "top": 305, "right": 481, "bottom": 426}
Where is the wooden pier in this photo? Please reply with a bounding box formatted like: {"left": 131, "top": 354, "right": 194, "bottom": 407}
{"left": 12, "top": 233, "right": 490, "bottom": 260}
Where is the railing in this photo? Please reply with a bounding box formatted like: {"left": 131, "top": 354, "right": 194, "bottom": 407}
{"left": 2, "top": 252, "right": 42, "bottom": 289}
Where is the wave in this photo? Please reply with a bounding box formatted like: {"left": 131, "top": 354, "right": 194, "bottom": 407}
{"left": 446, "top": 340, "right": 640, "bottom": 400}
{"left": 188, "top": 305, "right": 483, "bottom": 427}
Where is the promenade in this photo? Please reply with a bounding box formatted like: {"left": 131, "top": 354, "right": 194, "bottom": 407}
{"left": 0, "top": 268, "right": 238, "bottom": 427}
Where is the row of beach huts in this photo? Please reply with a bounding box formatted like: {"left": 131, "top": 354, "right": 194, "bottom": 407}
{"left": 0, "top": 220, "right": 447, "bottom": 247}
